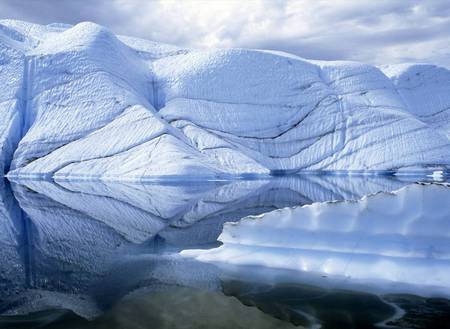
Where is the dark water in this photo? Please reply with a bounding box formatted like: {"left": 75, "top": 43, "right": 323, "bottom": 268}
{"left": 0, "top": 175, "right": 449, "bottom": 329}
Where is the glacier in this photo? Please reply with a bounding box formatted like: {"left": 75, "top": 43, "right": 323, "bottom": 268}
{"left": 0, "top": 20, "right": 449, "bottom": 180}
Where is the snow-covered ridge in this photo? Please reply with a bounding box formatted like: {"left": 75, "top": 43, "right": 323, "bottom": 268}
{"left": 1, "top": 20, "right": 450, "bottom": 180}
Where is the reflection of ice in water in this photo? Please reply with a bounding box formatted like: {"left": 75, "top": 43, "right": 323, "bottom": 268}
{"left": 183, "top": 183, "right": 450, "bottom": 297}
{"left": 0, "top": 176, "right": 449, "bottom": 323}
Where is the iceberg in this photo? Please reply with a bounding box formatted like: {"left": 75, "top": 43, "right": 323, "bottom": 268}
{"left": 0, "top": 20, "right": 450, "bottom": 179}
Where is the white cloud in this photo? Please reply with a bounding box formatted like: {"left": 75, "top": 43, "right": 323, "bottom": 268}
{"left": 1, "top": 0, "right": 449, "bottom": 67}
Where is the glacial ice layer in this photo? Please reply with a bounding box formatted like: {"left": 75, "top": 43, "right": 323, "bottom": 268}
{"left": 1, "top": 20, "right": 450, "bottom": 179}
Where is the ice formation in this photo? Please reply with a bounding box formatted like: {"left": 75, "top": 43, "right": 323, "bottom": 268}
{"left": 1, "top": 20, "right": 450, "bottom": 180}
{"left": 182, "top": 183, "right": 450, "bottom": 297}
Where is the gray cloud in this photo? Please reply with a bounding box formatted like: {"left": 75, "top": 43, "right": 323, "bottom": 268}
{"left": 0, "top": 0, "right": 449, "bottom": 67}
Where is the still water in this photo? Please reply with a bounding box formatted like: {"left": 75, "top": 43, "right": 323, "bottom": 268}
{"left": 0, "top": 175, "right": 449, "bottom": 329}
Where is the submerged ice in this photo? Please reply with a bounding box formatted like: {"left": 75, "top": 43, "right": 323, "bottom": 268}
{"left": 0, "top": 20, "right": 450, "bottom": 179}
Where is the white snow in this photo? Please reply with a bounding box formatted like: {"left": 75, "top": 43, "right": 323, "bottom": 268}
{"left": 182, "top": 183, "right": 450, "bottom": 297}
{"left": 1, "top": 19, "right": 450, "bottom": 179}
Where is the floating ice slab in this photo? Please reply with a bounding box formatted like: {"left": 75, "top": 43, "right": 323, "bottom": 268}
{"left": 182, "top": 183, "right": 450, "bottom": 297}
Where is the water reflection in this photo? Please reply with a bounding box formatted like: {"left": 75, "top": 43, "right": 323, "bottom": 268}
{"left": 221, "top": 280, "right": 450, "bottom": 329}
{"left": 0, "top": 175, "right": 448, "bottom": 328}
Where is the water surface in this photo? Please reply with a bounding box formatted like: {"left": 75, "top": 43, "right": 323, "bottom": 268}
{"left": 0, "top": 175, "right": 449, "bottom": 328}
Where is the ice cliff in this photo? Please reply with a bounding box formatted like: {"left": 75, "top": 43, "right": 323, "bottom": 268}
{"left": 1, "top": 20, "right": 450, "bottom": 180}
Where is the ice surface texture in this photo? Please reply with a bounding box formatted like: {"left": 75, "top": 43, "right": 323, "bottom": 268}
{"left": 1, "top": 20, "right": 450, "bottom": 180}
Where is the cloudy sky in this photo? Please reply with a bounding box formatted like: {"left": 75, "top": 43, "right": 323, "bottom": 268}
{"left": 1, "top": 0, "right": 449, "bottom": 67}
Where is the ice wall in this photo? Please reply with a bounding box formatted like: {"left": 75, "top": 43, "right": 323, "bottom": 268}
{"left": 1, "top": 20, "right": 450, "bottom": 180}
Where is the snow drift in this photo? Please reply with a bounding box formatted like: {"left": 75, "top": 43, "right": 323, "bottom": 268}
{"left": 1, "top": 20, "right": 450, "bottom": 180}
